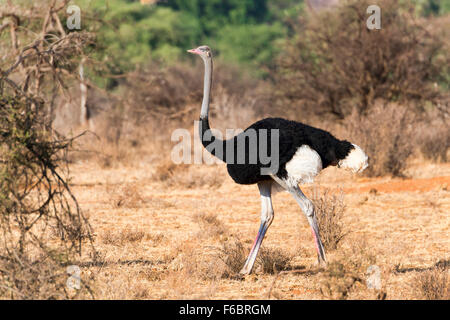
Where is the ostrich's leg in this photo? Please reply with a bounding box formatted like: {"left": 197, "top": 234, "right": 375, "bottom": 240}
{"left": 240, "top": 180, "right": 274, "bottom": 275}
{"left": 289, "top": 185, "right": 327, "bottom": 264}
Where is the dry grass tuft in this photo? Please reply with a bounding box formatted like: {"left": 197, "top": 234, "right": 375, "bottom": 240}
{"left": 218, "top": 237, "right": 248, "bottom": 278}
{"left": 312, "top": 187, "right": 347, "bottom": 251}
{"left": 413, "top": 265, "right": 449, "bottom": 300}
{"left": 95, "top": 143, "right": 135, "bottom": 169}
{"left": 168, "top": 242, "right": 225, "bottom": 282}
{"left": 132, "top": 285, "right": 150, "bottom": 300}
{"left": 153, "top": 162, "right": 188, "bottom": 183}
{"left": 148, "top": 198, "right": 174, "bottom": 210}
{"left": 257, "top": 247, "right": 293, "bottom": 274}
{"left": 194, "top": 212, "right": 228, "bottom": 239}
{"left": 139, "top": 267, "right": 164, "bottom": 282}
{"left": 0, "top": 254, "right": 93, "bottom": 299}
{"left": 194, "top": 212, "right": 222, "bottom": 225}
{"left": 146, "top": 233, "right": 166, "bottom": 246}
{"left": 319, "top": 239, "right": 384, "bottom": 300}
{"left": 101, "top": 226, "right": 146, "bottom": 246}
{"left": 319, "top": 261, "right": 364, "bottom": 300}
{"left": 153, "top": 162, "right": 224, "bottom": 189}
{"left": 179, "top": 167, "right": 224, "bottom": 189}
{"left": 106, "top": 182, "right": 145, "bottom": 209}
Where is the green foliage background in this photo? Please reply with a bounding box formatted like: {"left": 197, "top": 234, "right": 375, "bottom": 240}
{"left": 74, "top": 0, "right": 448, "bottom": 78}
{"left": 75, "top": 0, "right": 304, "bottom": 75}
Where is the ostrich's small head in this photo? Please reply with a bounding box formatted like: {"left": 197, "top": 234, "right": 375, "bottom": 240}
{"left": 338, "top": 144, "right": 368, "bottom": 173}
{"left": 187, "top": 45, "right": 212, "bottom": 60}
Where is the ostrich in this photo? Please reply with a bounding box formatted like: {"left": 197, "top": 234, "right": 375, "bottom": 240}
{"left": 187, "top": 46, "right": 368, "bottom": 275}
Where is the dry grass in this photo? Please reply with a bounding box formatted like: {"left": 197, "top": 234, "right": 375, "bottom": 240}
{"left": 413, "top": 265, "right": 449, "bottom": 300}
{"left": 319, "top": 239, "right": 385, "bottom": 300}
{"left": 106, "top": 182, "right": 145, "bottom": 209}
{"left": 146, "top": 233, "right": 166, "bottom": 246}
{"left": 65, "top": 160, "right": 450, "bottom": 299}
{"left": 153, "top": 162, "right": 187, "bottom": 183}
{"left": 257, "top": 247, "right": 293, "bottom": 274}
{"left": 319, "top": 261, "right": 365, "bottom": 300}
{"left": 193, "top": 213, "right": 228, "bottom": 239}
{"left": 312, "top": 187, "right": 346, "bottom": 251}
{"left": 0, "top": 254, "right": 93, "bottom": 300}
{"left": 101, "top": 226, "right": 146, "bottom": 246}
{"left": 153, "top": 162, "right": 224, "bottom": 189}
{"left": 168, "top": 242, "right": 225, "bottom": 282}
{"left": 218, "top": 238, "right": 248, "bottom": 278}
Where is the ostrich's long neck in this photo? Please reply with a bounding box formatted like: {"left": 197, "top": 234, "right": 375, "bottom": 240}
{"left": 199, "top": 57, "right": 226, "bottom": 161}
{"left": 200, "top": 58, "right": 212, "bottom": 119}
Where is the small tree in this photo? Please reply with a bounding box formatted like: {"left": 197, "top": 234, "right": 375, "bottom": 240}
{"left": 278, "top": 0, "right": 448, "bottom": 119}
{"left": 0, "top": 1, "right": 96, "bottom": 299}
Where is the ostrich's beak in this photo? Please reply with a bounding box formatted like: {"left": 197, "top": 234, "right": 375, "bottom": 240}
{"left": 187, "top": 48, "right": 200, "bottom": 55}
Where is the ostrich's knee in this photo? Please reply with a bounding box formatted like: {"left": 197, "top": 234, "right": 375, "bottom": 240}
{"left": 263, "top": 208, "right": 274, "bottom": 226}
{"left": 304, "top": 201, "right": 315, "bottom": 219}
{"left": 268, "top": 209, "right": 274, "bottom": 224}
{"left": 260, "top": 203, "right": 274, "bottom": 226}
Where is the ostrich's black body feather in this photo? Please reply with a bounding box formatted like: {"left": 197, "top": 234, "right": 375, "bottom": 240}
{"left": 200, "top": 117, "right": 354, "bottom": 185}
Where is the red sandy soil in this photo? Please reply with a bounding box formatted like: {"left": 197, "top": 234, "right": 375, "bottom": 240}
{"left": 345, "top": 176, "right": 450, "bottom": 194}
